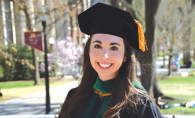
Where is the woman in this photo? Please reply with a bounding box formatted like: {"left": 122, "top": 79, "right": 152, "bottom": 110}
{"left": 59, "top": 3, "right": 162, "bottom": 118}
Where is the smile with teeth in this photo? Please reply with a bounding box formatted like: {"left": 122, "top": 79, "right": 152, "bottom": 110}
{"left": 98, "top": 62, "right": 113, "bottom": 68}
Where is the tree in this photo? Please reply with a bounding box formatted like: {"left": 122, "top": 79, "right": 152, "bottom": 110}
{"left": 182, "top": 0, "right": 195, "bottom": 65}
{"left": 111, "top": 0, "right": 119, "bottom": 8}
{"left": 156, "top": 0, "right": 195, "bottom": 75}
{"left": 0, "top": 0, "right": 5, "bottom": 46}
{"left": 3, "top": 0, "right": 13, "bottom": 45}
{"left": 139, "top": 0, "right": 162, "bottom": 98}
{"left": 52, "top": 0, "right": 69, "bottom": 39}
{"left": 39, "top": 36, "right": 83, "bottom": 76}
{"left": 120, "top": 0, "right": 163, "bottom": 99}
{"left": 14, "top": 0, "right": 25, "bottom": 47}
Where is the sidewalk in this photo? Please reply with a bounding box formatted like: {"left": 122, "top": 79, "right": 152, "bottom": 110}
{"left": 0, "top": 79, "right": 79, "bottom": 115}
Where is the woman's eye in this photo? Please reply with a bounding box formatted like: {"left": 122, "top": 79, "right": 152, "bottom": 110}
{"left": 110, "top": 46, "right": 118, "bottom": 51}
{"left": 94, "top": 44, "right": 102, "bottom": 49}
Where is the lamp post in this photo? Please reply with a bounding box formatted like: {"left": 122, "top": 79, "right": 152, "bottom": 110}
{"left": 39, "top": 6, "right": 51, "bottom": 114}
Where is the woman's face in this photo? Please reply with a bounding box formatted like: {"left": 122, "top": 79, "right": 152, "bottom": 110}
{"left": 89, "top": 34, "right": 126, "bottom": 81}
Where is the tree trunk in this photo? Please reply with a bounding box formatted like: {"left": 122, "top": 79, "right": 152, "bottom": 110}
{"left": 157, "top": 44, "right": 159, "bottom": 56}
{"left": 183, "top": 52, "right": 191, "bottom": 65}
{"left": 119, "top": 0, "right": 139, "bottom": 20}
{"left": 163, "top": 46, "right": 165, "bottom": 67}
{"left": 81, "top": 0, "right": 84, "bottom": 12}
{"left": 23, "top": 7, "right": 32, "bottom": 30}
{"left": 86, "top": 0, "right": 89, "bottom": 8}
{"left": 111, "top": 0, "right": 119, "bottom": 8}
{"left": 14, "top": 3, "right": 24, "bottom": 47}
{"left": 23, "top": 3, "right": 41, "bottom": 85}
{"left": 53, "top": 0, "right": 69, "bottom": 39}
{"left": 69, "top": 6, "right": 74, "bottom": 39}
{"left": 136, "top": 0, "right": 162, "bottom": 98}
{"left": 193, "top": 0, "right": 195, "bottom": 5}
{"left": 4, "top": 0, "right": 13, "bottom": 45}
{"left": 76, "top": 2, "right": 80, "bottom": 45}
{"left": 167, "top": 55, "right": 172, "bottom": 76}
{"left": 126, "top": 0, "right": 132, "bottom": 4}
{"left": 153, "top": 76, "right": 163, "bottom": 98}
{"left": 0, "top": 0, "right": 5, "bottom": 46}
{"left": 32, "top": 49, "right": 41, "bottom": 85}
{"left": 183, "top": 26, "right": 191, "bottom": 65}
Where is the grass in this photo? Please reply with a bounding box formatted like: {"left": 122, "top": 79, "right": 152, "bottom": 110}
{"left": 158, "top": 76, "right": 195, "bottom": 115}
{"left": 193, "top": 62, "right": 195, "bottom": 67}
{"left": 0, "top": 65, "right": 3, "bottom": 77}
{"left": 156, "top": 52, "right": 164, "bottom": 58}
{"left": 0, "top": 81, "right": 56, "bottom": 89}
{"left": 161, "top": 107, "right": 195, "bottom": 115}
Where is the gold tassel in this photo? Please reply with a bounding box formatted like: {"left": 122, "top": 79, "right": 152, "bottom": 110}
{"left": 134, "top": 19, "right": 148, "bottom": 52}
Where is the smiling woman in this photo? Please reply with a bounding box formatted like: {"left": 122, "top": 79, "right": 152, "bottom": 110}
{"left": 58, "top": 3, "right": 162, "bottom": 118}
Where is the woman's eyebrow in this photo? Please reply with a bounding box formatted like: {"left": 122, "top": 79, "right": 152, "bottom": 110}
{"left": 110, "top": 42, "right": 120, "bottom": 46}
{"left": 93, "top": 40, "right": 102, "bottom": 44}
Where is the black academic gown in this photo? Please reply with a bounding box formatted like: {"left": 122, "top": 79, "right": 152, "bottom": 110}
{"left": 59, "top": 87, "right": 163, "bottom": 118}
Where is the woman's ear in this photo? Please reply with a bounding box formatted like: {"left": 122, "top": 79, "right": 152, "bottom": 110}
{"left": 123, "top": 56, "right": 126, "bottom": 62}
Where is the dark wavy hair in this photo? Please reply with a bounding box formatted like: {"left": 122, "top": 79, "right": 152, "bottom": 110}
{"left": 60, "top": 36, "right": 139, "bottom": 118}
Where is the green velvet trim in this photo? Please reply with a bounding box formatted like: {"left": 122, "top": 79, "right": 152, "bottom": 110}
{"left": 96, "top": 96, "right": 111, "bottom": 118}
{"left": 93, "top": 76, "right": 115, "bottom": 93}
{"left": 82, "top": 93, "right": 98, "bottom": 118}
{"left": 133, "top": 80, "right": 146, "bottom": 92}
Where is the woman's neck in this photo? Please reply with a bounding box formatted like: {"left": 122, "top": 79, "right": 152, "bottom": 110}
{"left": 98, "top": 74, "right": 117, "bottom": 81}
{"left": 93, "top": 76, "right": 115, "bottom": 94}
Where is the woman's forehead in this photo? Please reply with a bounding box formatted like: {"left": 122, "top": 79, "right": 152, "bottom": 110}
{"left": 91, "top": 33, "right": 124, "bottom": 44}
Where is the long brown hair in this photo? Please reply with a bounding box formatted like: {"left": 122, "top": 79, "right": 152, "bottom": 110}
{"left": 60, "top": 36, "right": 138, "bottom": 118}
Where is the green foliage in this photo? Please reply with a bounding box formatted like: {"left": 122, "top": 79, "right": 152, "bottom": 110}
{"left": 0, "top": 45, "right": 34, "bottom": 81}
{"left": 13, "top": 46, "right": 33, "bottom": 80}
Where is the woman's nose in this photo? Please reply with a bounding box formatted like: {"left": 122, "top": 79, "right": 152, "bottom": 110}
{"left": 101, "top": 50, "right": 109, "bottom": 59}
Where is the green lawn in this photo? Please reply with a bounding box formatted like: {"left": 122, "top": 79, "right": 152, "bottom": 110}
{"left": 0, "top": 65, "right": 3, "bottom": 77}
{"left": 0, "top": 81, "right": 56, "bottom": 89}
{"left": 193, "top": 62, "right": 195, "bottom": 67}
{"left": 158, "top": 76, "right": 195, "bottom": 115}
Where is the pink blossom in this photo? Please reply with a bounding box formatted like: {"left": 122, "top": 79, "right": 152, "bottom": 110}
{"left": 40, "top": 36, "right": 84, "bottom": 73}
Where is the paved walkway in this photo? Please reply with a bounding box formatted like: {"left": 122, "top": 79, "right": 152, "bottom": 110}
{"left": 0, "top": 79, "right": 79, "bottom": 115}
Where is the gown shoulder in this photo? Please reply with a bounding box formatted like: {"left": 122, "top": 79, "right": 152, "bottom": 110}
{"left": 65, "top": 87, "right": 78, "bottom": 101}
{"left": 123, "top": 88, "right": 163, "bottom": 118}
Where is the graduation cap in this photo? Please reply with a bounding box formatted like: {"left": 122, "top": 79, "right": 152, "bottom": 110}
{"left": 78, "top": 3, "right": 147, "bottom": 52}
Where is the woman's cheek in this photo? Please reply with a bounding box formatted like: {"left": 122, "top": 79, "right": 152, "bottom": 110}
{"left": 112, "top": 53, "right": 124, "bottom": 62}
{"left": 90, "top": 50, "right": 99, "bottom": 57}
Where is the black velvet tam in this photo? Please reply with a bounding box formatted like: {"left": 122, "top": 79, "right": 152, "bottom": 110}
{"left": 78, "top": 3, "right": 139, "bottom": 50}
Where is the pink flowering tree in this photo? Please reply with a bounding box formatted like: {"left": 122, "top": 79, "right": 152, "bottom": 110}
{"left": 39, "top": 36, "right": 83, "bottom": 76}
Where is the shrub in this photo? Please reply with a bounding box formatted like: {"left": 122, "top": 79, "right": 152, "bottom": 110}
{"left": 0, "top": 45, "right": 34, "bottom": 81}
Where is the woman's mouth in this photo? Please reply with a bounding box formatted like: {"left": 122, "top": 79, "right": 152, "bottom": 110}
{"left": 97, "top": 62, "right": 113, "bottom": 70}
